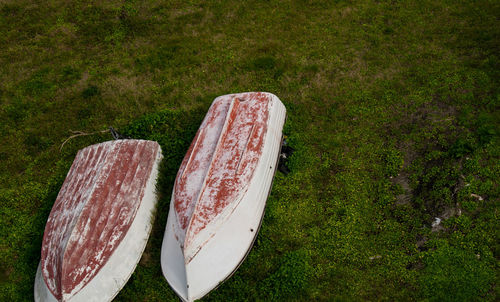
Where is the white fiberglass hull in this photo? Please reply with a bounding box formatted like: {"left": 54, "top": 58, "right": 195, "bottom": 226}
{"left": 161, "top": 92, "right": 286, "bottom": 301}
{"left": 35, "top": 140, "right": 162, "bottom": 302}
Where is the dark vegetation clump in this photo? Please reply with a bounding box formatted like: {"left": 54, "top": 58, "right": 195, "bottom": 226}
{"left": 81, "top": 85, "right": 100, "bottom": 99}
{"left": 0, "top": 0, "right": 498, "bottom": 301}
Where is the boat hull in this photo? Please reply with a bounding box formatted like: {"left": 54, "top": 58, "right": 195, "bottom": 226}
{"left": 161, "top": 92, "right": 286, "bottom": 301}
{"left": 35, "top": 140, "right": 162, "bottom": 302}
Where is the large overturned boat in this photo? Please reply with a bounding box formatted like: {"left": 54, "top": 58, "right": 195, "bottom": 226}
{"left": 35, "top": 140, "right": 162, "bottom": 302}
{"left": 161, "top": 92, "right": 286, "bottom": 301}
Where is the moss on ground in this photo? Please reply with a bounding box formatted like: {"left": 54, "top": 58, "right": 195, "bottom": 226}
{"left": 0, "top": 0, "right": 498, "bottom": 301}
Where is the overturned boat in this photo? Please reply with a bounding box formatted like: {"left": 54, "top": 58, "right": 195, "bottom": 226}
{"left": 161, "top": 92, "right": 286, "bottom": 301}
{"left": 35, "top": 140, "right": 162, "bottom": 302}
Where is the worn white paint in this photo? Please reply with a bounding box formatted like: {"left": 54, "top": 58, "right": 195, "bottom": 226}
{"left": 35, "top": 141, "right": 163, "bottom": 302}
{"left": 161, "top": 92, "right": 286, "bottom": 302}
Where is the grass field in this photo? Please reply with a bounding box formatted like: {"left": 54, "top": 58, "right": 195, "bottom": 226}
{"left": 0, "top": 0, "right": 499, "bottom": 301}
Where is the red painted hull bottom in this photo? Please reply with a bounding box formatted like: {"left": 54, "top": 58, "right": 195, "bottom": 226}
{"left": 35, "top": 140, "right": 162, "bottom": 302}
{"left": 161, "top": 92, "right": 286, "bottom": 301}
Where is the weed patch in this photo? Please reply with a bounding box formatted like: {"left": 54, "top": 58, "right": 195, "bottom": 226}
{"left": 0, "top": 0, "right": 498, "bottom": 301}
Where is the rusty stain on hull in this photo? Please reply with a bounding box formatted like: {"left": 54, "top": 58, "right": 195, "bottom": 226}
{"left": 161, "top": 92, "right": 286, "bottom": 302}
{"left": 40, "top": 140, "right": 161, "bottom": 300}
{"left": 172, "top": 92, "right": 270, "bottom": 262}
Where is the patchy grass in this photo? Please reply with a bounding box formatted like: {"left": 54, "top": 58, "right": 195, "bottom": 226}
{"left": 0, "top": 0, "right": 499, "bottom": 301}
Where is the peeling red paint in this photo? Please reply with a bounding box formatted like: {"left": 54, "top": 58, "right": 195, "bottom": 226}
{"left": 40, "top": 140, "right": 160, "bottom": 300}
{"left": 172, "top": 92, "right": 270, "bottom": 251}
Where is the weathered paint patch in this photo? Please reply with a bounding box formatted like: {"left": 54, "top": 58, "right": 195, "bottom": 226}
{"left": 40, "top": 140, "right": 160, "bottom": 300}
{"left": 172, "top": 92, "right": 270, "bottom": 253}
{"left": 173, "top": 99, "right": 232, "bottom": 236}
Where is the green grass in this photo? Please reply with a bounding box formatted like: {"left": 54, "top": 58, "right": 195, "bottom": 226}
{"left": 1, "top": 0, "right": 499, "bottom": 301}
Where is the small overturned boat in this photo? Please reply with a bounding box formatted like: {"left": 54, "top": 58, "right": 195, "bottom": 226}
{"left": 35, "top": 140, "right": 162, "bottom": 302}
{"left": 161, "top": 92, "right": 286, "bottom": 301}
